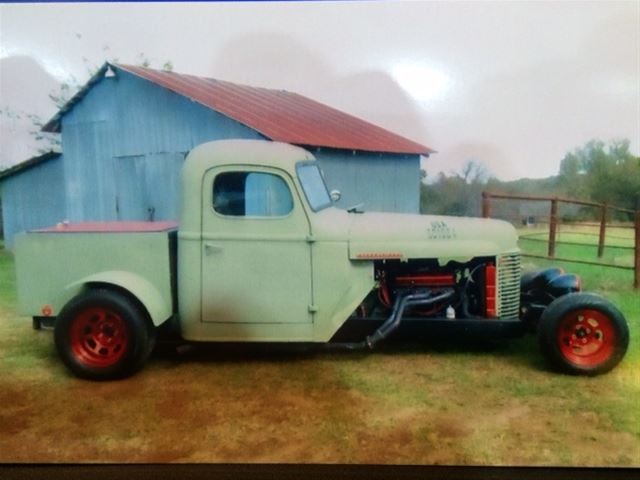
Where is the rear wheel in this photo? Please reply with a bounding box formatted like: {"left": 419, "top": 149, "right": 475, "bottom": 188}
{"left": 538, "top": 293, "right": 629, "bottom": 375}
{"left": 54, "top": 289, "right": 154, "bottom": 380}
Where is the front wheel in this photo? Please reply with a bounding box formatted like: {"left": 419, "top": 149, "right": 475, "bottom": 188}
{"left": 538, "top": 293, "right": 629, "bottom": 375}
{"left": 54, "top": 289, "right": 154, "bottom": 380}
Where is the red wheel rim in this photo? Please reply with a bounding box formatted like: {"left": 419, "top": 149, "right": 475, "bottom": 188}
{"left": 69, "top": 307, "right": 128, "bottom": 368}
{"left": 556, "top": 309, "right": 616, "bottom": 367}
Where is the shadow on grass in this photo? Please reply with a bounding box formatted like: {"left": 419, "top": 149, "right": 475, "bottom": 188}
{"left": 152, "top": 332, "right": 548, "bottom": 373}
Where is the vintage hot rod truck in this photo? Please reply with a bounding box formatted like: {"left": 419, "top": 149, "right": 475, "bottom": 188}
{"left": 14, "top": 140, "right": 629, "bottom": 379}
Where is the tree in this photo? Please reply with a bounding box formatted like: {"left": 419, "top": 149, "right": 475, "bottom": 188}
{"left": 460, "top": 160, "right": 489, "bottom": 184}
{"left": 420, "top": 160, "right": 492, "bottom": 216}
{"left": 1, "top": 42, "right": 175, "bottom": 158}
{"left": 558, "top": 139, "right": 640, "bottom": 214}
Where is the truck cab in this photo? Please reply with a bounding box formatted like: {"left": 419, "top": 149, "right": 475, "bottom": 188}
{"left": 178, "top": 141, "right": 374, "bottom": 343}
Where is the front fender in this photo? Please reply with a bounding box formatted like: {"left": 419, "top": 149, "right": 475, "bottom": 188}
{"left": 57, "top": 271, "right": 173, "bottom": 326}
{"left": 520, "top": 268, "right": 581, "bottom": 328}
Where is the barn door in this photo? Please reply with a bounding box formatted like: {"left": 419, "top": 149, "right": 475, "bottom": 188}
{"left": 113, "top": 153, "right": 184, "bottom": 221}
{"left": 113, "top": 155, "right": 150, "bottom": 221}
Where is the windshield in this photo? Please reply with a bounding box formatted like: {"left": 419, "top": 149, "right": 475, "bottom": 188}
{"left": 296, "top": 162, "right": 332, "bottom": 211}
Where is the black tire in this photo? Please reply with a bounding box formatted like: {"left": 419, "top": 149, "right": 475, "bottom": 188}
{"left": 538, "top": 292, "right": 629, "bottom": 375}
{"left": 138, "top": 321, "right": 158, "bottom": 368}
{"left": 54, "top": 289, "right": 154, "bottom": 380}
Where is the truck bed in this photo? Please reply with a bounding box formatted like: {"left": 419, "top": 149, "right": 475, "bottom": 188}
{"left": 14, "top": 221, "right": 178, "bottom": 324}
{"left": 32, "top": 221, "right": 178, "bottom": 233}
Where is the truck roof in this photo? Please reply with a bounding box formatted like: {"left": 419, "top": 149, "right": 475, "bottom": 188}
{"left": 184, "top": 140, "right": 316, "bottom": 182}
{"left": 32, "top": 221, "right": 178, "bottom": 233}
{"left": 179, "top": 140, "right": 317, "bottom": 236}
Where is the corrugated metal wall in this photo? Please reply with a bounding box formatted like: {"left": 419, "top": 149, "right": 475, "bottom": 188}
{"left": 1, "top": 69, "right": 421, "bottom": 248}
{"left": 314, "top": 149, "right": 420, "bottom": 213}
{"left": 60, "top": 70, "right": 264, "bottom": 223}
{"left": 1, "top": 155, "right": 66, "bottom": 248}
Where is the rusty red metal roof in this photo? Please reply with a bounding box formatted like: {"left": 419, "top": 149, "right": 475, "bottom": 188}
{"left": 43, "top": 63, "right": 433, "bottom": 155}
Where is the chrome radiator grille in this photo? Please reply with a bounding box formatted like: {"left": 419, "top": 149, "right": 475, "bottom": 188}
{"left": 497, "top": 253, "right": 521, "bottom": 320}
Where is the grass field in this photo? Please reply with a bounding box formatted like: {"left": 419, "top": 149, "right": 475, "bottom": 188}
{"left": 0, "top": 229, "right": 638, "bottom": 465}
{"left": 519, "top": 224, "right": 635, "bottom": 268}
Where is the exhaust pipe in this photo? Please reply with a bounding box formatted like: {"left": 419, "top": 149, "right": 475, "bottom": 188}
{"left": 342, "top": 288, "right": 455, "bottom": 350}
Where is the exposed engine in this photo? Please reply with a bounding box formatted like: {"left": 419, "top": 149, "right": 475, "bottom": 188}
{"left": 356, "top": 257, "right": 501, "bottom": 320}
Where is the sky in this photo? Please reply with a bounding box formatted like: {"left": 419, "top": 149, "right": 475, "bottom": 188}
{"left": 0, "top": 1, "right": 638, "bottom": 180}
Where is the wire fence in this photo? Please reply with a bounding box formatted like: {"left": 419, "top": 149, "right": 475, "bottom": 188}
{"left": 481, "top": 192, "right": 640, "bottom": 289}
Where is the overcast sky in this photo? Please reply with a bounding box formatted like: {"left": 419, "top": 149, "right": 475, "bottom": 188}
{"left": 1, "top": 1, "right": 638, "bottom": 180}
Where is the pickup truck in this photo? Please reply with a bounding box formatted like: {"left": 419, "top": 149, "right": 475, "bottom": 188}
{"left": 14, "top": 139, "right": 630, "bottom": 379}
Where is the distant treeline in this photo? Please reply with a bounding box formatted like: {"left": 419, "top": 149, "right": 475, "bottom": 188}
{"left": 420, "top": 139, "right": 640, "bottom": 222}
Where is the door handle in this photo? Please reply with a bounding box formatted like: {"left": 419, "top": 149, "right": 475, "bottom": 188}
{"left": 204, "top": 243, "right": 223, "bottom": 255}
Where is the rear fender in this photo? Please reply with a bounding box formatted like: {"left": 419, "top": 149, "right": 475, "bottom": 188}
{"left": 56, "top": 271, "right": 173, "bottom": 327}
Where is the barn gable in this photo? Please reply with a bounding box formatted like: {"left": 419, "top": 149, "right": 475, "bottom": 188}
{"left": 1, "top": 63, "right": 433, "bottom": 248}
{"left": 59, "top": 68, "right": 264, "bottom": 222}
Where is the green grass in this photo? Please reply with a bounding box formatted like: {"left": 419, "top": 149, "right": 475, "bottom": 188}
{"left": 0, "top": 231, "right": 638, "bottom": 465}
{"left": 518, "top": 225, "right": 635, "bottom": 268}
{"left": 518, "top": 224, "right": 638, "bottom": 366}
{"left": 520, "top": 225, "right": 634, "bottom": 247}
{"left": 516, "top": 226, "right": 640, "bottom": 446}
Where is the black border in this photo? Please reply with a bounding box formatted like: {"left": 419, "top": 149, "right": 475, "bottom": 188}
{"left": 1, "top": 464, "right": 639, "bottom": 480}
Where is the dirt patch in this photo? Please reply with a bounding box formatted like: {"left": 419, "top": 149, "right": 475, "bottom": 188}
{"left": 431, "top": 414, "right": 472, "bottom": 439}
{"left": 1, "top": 310, "right": 639, "bottom": 465}
{"left": 0, "top": 387, "right": 35, "bottom": 437}
{"left": 0, "top": 410, "right": 31, "bottom": 437}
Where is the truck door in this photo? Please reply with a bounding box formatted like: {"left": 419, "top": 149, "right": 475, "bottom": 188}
{"left": 200, "top": 166, "right": 313, "bottom": 324}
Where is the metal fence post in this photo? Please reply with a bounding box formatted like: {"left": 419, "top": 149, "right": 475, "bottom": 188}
{"left": 548, "top": 198, "right": 558, "bottom": 258}
{"left": 482, "top": 192, "right": 491, "bottom": 218}
{"left": 597, "top": 203, "right": 607, "bottom": 258}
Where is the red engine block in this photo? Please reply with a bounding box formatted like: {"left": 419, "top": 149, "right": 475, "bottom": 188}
{"left": 394, "top": 273, "right": 455, "bottom": 288}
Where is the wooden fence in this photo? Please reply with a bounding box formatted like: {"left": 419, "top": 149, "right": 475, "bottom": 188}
{"left": 481, "top": 192, "right": 640, "bottom": 289}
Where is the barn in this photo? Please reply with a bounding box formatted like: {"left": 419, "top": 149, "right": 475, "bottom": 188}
{"left": 0, "top": 63, "right": 433, "bottom": 248}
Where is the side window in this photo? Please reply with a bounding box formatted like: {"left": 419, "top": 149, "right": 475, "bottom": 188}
{"left": 213, "top": 172, "right": 293, "bottom": 217}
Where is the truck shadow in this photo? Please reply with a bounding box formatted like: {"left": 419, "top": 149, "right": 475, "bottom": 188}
{"left": 152, "top": 334, "right": 547, "bottom": 372}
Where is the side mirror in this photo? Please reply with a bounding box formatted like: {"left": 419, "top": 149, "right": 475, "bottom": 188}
{"left": 330, "top": 190, "right": 341, "bottom": 202}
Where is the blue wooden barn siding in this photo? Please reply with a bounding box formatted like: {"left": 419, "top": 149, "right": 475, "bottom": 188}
{"left": 2, "top": 68, "right": 422, "bottom": 248}
{"left": 1, "top": 155, "right": 66, "bottom": 248}
{"left": 314, "top": 150, "right": 420, "bottom": 213}
{"left": 60, "top": 70, "right": 264, "bottom": 222}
